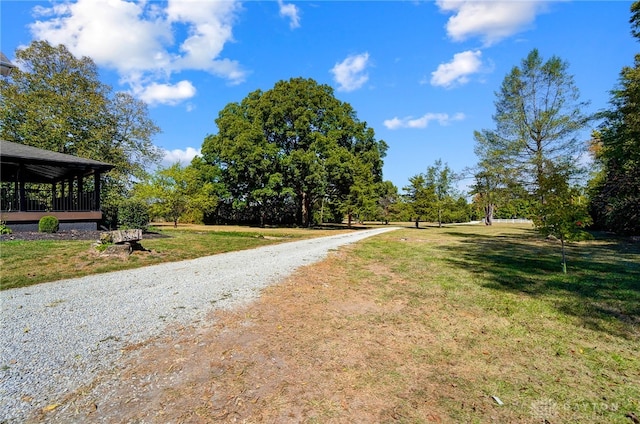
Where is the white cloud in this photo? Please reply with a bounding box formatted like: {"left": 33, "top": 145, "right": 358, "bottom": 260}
{"left": 436, "top": 0, "right": 548, "bottom": 46}
{"left": 163, "top": 147, "right": 201, "bottom": 165}
{"left": 28, "top": 0, "right": 245, "bottom": 105}
{"left": 278, "top": 0, "right": 301, "bottom": 29}
{"left": 330, "top": 52, "right": 370, "bottom": 92}
{"left": 30, "top": 0, "right": 171, "bottom": 72}
{"left": 431, "top": 50, "right": 483, "bottom": 88}
{"left": 384, "top": 112, "right": 465, "bottom": 130}
{"left": 165, "top": 0, "right": 243, "bottom": 80}
{"left": 137, "top": 80, "right": 196, "bottom": 106}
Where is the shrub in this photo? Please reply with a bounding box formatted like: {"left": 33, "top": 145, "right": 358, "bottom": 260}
{"left": 0, "top": 221, "right": 12, "bottom": 234}
{"left": 118, "top": 198, "right": 150, "bottom": 231}
{"left": 38, "top": 216, "right": 59, "bottom": 233}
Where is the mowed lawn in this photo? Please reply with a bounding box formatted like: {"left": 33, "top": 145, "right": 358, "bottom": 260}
{"left": 333, "top": 224, "right": 639, "bottom": 423}
{"left": 0, "top": 224, "right": 354, "bottom": 290}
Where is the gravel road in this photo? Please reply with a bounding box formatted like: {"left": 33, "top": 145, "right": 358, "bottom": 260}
{"left": 0, "top": 227, "right": 398, "bottom": 422}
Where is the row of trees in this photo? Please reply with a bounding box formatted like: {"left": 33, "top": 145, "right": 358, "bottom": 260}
{"left": 2, "top": 0, "right": 638, "bottom": 240}
{"left": 135, "top": 156, "right": 480, "bottom": 228}
{"left": 468, "top": 2, "right": 639, "bottom": 239}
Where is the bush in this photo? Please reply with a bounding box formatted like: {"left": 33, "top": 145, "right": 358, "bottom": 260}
{"left": 0, "top": 221, "right": 12, "bottom": 234}
{"left": 38, "top": 216, "right": 59, "bottom": 233}
{"left": 118, "top": 199, "right": 150, "bottom": 231}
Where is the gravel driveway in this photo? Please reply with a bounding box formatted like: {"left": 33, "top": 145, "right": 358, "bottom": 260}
{"left": 0, "top": 227, "right": 398, "bottom": 422}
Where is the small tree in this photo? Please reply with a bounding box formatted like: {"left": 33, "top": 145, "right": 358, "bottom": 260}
{"left": 533, "top": 165, "right": 592, "bottom": 273}
{"left": 134, "top": 163, "right": 219, "bottom": 227}
{"left": 403, "top": 174, "right": 435, "bottom": 228}
{"left": 377, "top": 180, "right": 400, "bottom": 224}
{"left": 424, "top": 159, "right": 455, "bottom": 227}
{"left": 404, "top": 160, "right": 456, "bottom": 228}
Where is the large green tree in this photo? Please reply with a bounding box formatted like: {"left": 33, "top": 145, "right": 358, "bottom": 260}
{"left": 0, "top": 41, "right": 162, "bottom": 200}
{"left": 202, "top": 77, "right": 387, "bottom": 226}
{"left": 590, "top": 2, "right": 640, "bottom": 235}
{"left": 474, "top": 49, "right": 591, "bottom": 202}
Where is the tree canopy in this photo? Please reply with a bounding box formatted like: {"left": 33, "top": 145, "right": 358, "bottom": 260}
{"left": 133, "top": 161, "right": 221, "bottom": 227}
{"left": 403, "top": 160, "right": 468, "bottom": 227}
{"left": 474, "top": 49, "right": 591, "bottom": 201}
{"left": 589, "top": 1, "right": 640, "bottom": 235}
{"left": 201, "top": 77, "right": 387, "bottom": 226}
{"left": 0, "top": 41, "right": 162, "bottom": 198}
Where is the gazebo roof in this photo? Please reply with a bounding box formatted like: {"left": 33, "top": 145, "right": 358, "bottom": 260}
{"left": 0, "top": 140, "right": 114, "bottom": 183}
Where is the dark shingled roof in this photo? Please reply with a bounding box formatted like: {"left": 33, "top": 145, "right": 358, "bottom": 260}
{"left": 0, "top": 140, "right": 114, "bottom": 183}
{"left": 0, "top": 52, "right": 15, "bottom": 69}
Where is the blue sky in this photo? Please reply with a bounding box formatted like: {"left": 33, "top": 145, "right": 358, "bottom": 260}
{"left": 1, "top": 1, "right": 637, "bottom": 193}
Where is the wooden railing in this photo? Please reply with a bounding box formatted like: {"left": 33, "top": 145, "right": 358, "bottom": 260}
{"left": 1, "top": 185, "right": 98, "bottom": 212}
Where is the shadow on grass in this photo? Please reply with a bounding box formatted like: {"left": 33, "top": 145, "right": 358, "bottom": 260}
{"left": 440, "top": 229, "right": 640, "bottom": 339}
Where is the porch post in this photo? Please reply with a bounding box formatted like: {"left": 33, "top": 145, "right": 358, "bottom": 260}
{"left": 67, "top": 178, "right": 73, "bottom": 210}
{"left": 18, "top": 165, "right": 26, "bottom": 211}
{"left": 51, "top": 182, "right": 56, "bottom": 211}
{"left": 94, "top": 172, "right": 101, "bottom": 211}
{"left": 60, "top": 181, "right": 65, "bottom": 210}
{"left": 78, "top": 175, "right": 84, "bottom": 210}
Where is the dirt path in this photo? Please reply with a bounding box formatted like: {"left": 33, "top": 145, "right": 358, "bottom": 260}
{"left": 35, "top": 242, "right": 437, "bottom": 423}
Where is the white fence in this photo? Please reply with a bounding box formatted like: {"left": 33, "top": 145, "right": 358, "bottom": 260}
{"left": 482, "top": 218, "right": 532, "bottom": 224}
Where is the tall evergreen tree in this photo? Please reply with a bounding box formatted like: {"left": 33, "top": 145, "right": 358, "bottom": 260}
{"left": 590, "top": 2, "right": 640, "bottom": 235}
{"left": 474, "top": 49, "right": 591, "bottom": 202}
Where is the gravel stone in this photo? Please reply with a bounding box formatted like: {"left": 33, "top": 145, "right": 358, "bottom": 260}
{"left": 0, "top": 227, "right": 397, "bottom": 422}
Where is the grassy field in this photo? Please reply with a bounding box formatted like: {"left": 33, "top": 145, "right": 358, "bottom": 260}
{"left": 2, "top": 225, "right": 640, "bottom": 424}
{"left": 0, "top": 224, "right": 354, "bottom": 290}
{"left": 5, "top": 223, "right": 640, "bottom": 423}
{"left": 331, "top": 224, "right": 639, "bottom": 423}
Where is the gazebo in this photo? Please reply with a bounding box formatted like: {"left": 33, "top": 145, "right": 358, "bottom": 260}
{"left": 0, "top": 140, "right": 114, "bottom": 231}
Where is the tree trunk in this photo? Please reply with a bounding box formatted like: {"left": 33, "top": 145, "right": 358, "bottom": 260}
{"left": 415, "top": 217, "right": 420, "bottom": 229}
{"left": 561, "top": 236, "right": 567, "bottom": 274}
{"left": 484, "top": 204, "right": 494, "bottom": 226}
{"left": 438, "top": 208, "right": 442, "bottom": 228}
{"left": 301, "top": 192, "right": 311, "bottom": 227}
{"left": 348, "top": 212, "right": 352, "bottom": 228}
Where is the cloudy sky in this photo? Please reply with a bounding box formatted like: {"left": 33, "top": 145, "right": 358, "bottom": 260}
{"left": 1, "top": 1, "right": 637, "bottom": 191}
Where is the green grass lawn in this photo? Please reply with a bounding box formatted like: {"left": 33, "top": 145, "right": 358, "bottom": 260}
{"left": 0, "top": 226, "right": 346, "bottom": 290}
{"left": 341, "top": 224, "right": 639, "bottom": 423}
